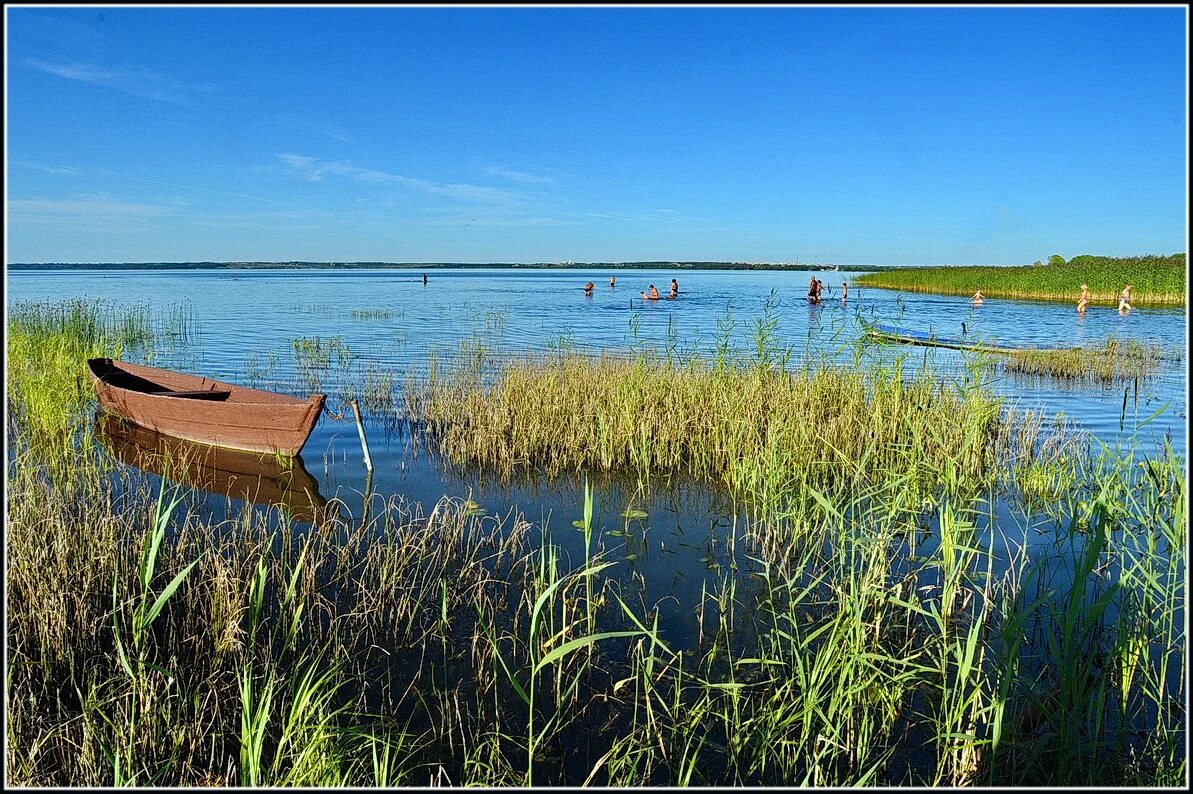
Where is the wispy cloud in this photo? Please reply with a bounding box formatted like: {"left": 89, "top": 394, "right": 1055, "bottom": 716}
{"left": 486, "top": 166, "right": 557, "bottom": 185}
{"left": 26, "top": 58, "right": 205, "bottom": 104}
{"left": 9, "top": 196, "right": 177, "bottom": 222}
{"left": 277, "top": 154, "right": 526, "bottom": 205}
{"left": 13, "top": 161, "right": 83, "bottom": 176}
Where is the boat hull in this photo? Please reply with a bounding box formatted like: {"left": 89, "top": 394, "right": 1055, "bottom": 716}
{"left": 96, "top": 412, "right": 329, "bottom": 523}
{"left": 88, "top": 358, "right": 325, "bottom": 456}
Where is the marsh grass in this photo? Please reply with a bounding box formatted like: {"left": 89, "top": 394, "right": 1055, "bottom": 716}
{"left": 406, "top": 349, "right": 1019, "bottom": 511}
{"left": 350, "top": 308, "right": 393, "bottom": 321}
{"left": 291, "top": 335, "right": 353, "bottom": 391}
{"left": 1003, "top": 338, "right": 1166, "bottom": 385}
{"left": 854, "top": 253, "right": 1186, "bottom": 307}
{"left": 5, "top": 298, "right": 194, "bottom": 448}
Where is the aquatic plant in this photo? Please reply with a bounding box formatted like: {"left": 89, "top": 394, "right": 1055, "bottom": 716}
{"left": 405, "top": 349, "right": 1019, "bottom": 509}
{"left": 854, "top": 253, "right": 1185, "bottom": 307}
{"left": 1003, "top": 337, "right": 1165, "bottom": 385}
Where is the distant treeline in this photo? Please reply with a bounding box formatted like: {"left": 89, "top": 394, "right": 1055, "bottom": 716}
{"left": 855, "top": 253, "right": 1186, "bottom": 308}
{"left": 7, "top": 260, "right": 897, "bottom": 272}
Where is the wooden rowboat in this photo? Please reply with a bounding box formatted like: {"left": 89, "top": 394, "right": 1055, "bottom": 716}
{"left": 96, "top": 412, "right": 329, "bottom": 524}
{"left": 87, "top": 358, "right": 325, "bottom": 456}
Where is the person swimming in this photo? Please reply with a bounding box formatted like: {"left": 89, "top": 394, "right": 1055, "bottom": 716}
{"left": 971, "top": 290, "right": 984, "bottom": 306}
{"left": 1077, "top": 284, "right": 1090, "bottom": 314}
{"left": 670, "top": 278, "right": 679, "bottom": 298}
{"left": 641, "top": 284, "right": 660, "bottom": 301}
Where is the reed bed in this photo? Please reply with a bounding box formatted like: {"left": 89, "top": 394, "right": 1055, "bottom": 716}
{"left": 1003, "top": 338, "right": 1166, "bottom": 385}
{"left": 854, "top": 253, "right": 1186, "bottom": 307}
{"left": 6, "top": 426, "right": 1184, "bottom": 786}
{"left": 405, "top": 350, "right": 1022, "bottom": 509}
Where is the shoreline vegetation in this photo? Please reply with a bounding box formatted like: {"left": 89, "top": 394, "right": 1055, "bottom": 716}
{"left": 855, "top": 253, "right": 1186, "bottom": 308}
{"left": 6, "top": 299, "right": 1186, "bottom": 786}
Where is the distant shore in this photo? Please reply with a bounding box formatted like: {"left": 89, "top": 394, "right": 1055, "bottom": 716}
{"left": 6, "top": 260, "right": 895, "bottom": 272}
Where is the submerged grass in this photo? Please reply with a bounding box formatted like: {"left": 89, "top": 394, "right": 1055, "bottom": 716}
{"left": 854, "top": 253, "right": 1186, "bottom": 307}
{"left": 1003, "top": 338, "right": 1166, "bottom": 385}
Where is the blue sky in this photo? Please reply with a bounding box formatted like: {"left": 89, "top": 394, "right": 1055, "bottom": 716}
{"left": 5, "top": 5, "right": 1187, "bottom": 265}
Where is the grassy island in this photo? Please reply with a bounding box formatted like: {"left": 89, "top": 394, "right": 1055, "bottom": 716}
{"left": 855, "top": 253, "right": 1186, "bottom": 307}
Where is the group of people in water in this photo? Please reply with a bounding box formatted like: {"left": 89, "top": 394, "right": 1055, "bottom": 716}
{"left": 583, "top": 274, "right": 1137, "bottom": 316}
{"left": 972, "top": 282, "right": 1134, "bottom": 315}
{"left": 584, "top": 277, "right": 679, "bottom": 301}
{"left": 806, "top": 275, "right": 848, "bottom": 305}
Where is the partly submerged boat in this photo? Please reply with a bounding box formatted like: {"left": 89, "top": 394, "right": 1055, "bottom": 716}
{"left": 96, "top": 412, "right": 329, "bottom": 523}
{"left": 863, "top": 324, "right": 1055, "bottom": 354}
{"left": 87, "top": 358, "right": 325, "bottom": 456}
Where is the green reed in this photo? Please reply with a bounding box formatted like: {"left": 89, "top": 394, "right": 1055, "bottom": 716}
{"left": 854, "top": 253, "right": 1186, "bottom": 307}
{"left": 406, "top": 348, "right": 1021, "bottom": 510}
{"left": 5, "top": 299, "right": 189, "bottom": 447}
{"left": 1003, "top": 337, "right": 1166, "bottom": 385}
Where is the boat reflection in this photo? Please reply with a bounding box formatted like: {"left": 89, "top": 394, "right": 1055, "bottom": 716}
{"left": 95, "top": 412, "right": 330, "bottom": 524}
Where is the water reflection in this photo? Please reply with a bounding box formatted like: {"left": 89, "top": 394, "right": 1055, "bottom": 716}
{"left": 95, "top": 412, "right": 329, "bottom": 524}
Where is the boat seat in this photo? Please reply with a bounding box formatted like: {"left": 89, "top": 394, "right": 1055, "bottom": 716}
{"left": 150, "top": 388, "right": 233, "bottom": 401}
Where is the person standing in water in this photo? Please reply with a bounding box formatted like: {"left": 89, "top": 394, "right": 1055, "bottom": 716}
{"left": 641, "top": 284, "right": 660, "bottom": 300}
{"left": 610, "top": 275, "right": 616, "bottom": 288}
{"left": 1118, "top": 283, "right": 1133, "bottom": 314}
{"left": 583, "top": 281, "right": 595, "bottom": 296}
{"left": 1077, "top": 284, "right": 1090, "bottom": 314}
{"left": 971, "top": 290, "right": 984, "bottom": 306}
{"left": 422, "top": 273, "right": 428, "bottom": 285}
{"left": 670, "top": 278, "right": 679, "bottom": 298}
{"left": 841, "top": 282, "right": 848, "bottom": 304}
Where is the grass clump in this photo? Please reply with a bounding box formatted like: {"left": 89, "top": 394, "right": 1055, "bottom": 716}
{"left": 4, "top": 299, "right": 186, "bottom": 445}
{"left": 1003, "top": 338, "right": 1165, "bottom": 385}
{"left": 855, "top": 253, "right": 1185, "bottom": 307}
{"left": 406, "top": 350, "right": 1014, "bottom": 506}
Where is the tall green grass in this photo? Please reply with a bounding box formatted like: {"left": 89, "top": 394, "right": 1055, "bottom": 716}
{"left": 405, "top": 349, "right": 1025, "bottom": 510}
{"left": 855, "top": 253, "right": 1186, "bottom": 307}
{"left": 1003, "top": 338, "right": 1166, "bottom": 385}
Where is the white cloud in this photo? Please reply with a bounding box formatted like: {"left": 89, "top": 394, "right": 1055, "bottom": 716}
{"left": 277, "top": 154, "right": 526, "bottom": 205}
{"left": 26, "top": 58, "right": 204, "bottom": 104}
{"left": 486, "top": 166, "right": 556, "bottom": 184}
{"left": 9, "top": 197, "right": 176, "bottom": 220}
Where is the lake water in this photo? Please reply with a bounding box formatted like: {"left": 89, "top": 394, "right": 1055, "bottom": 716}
{"left": 7, "top": 265, "right": 1187, "bottom": 712}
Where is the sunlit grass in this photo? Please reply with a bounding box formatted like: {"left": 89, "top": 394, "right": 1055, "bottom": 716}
{"left": 855, "top": 253, "right": 1185, "bottom": 307}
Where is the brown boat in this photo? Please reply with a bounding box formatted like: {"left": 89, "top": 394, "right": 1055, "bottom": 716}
{"left": 96, "top": 412, "right": 330, "bottom": 524}
{"left": 87, "top": 358, "right": 325, "bottom": 456}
